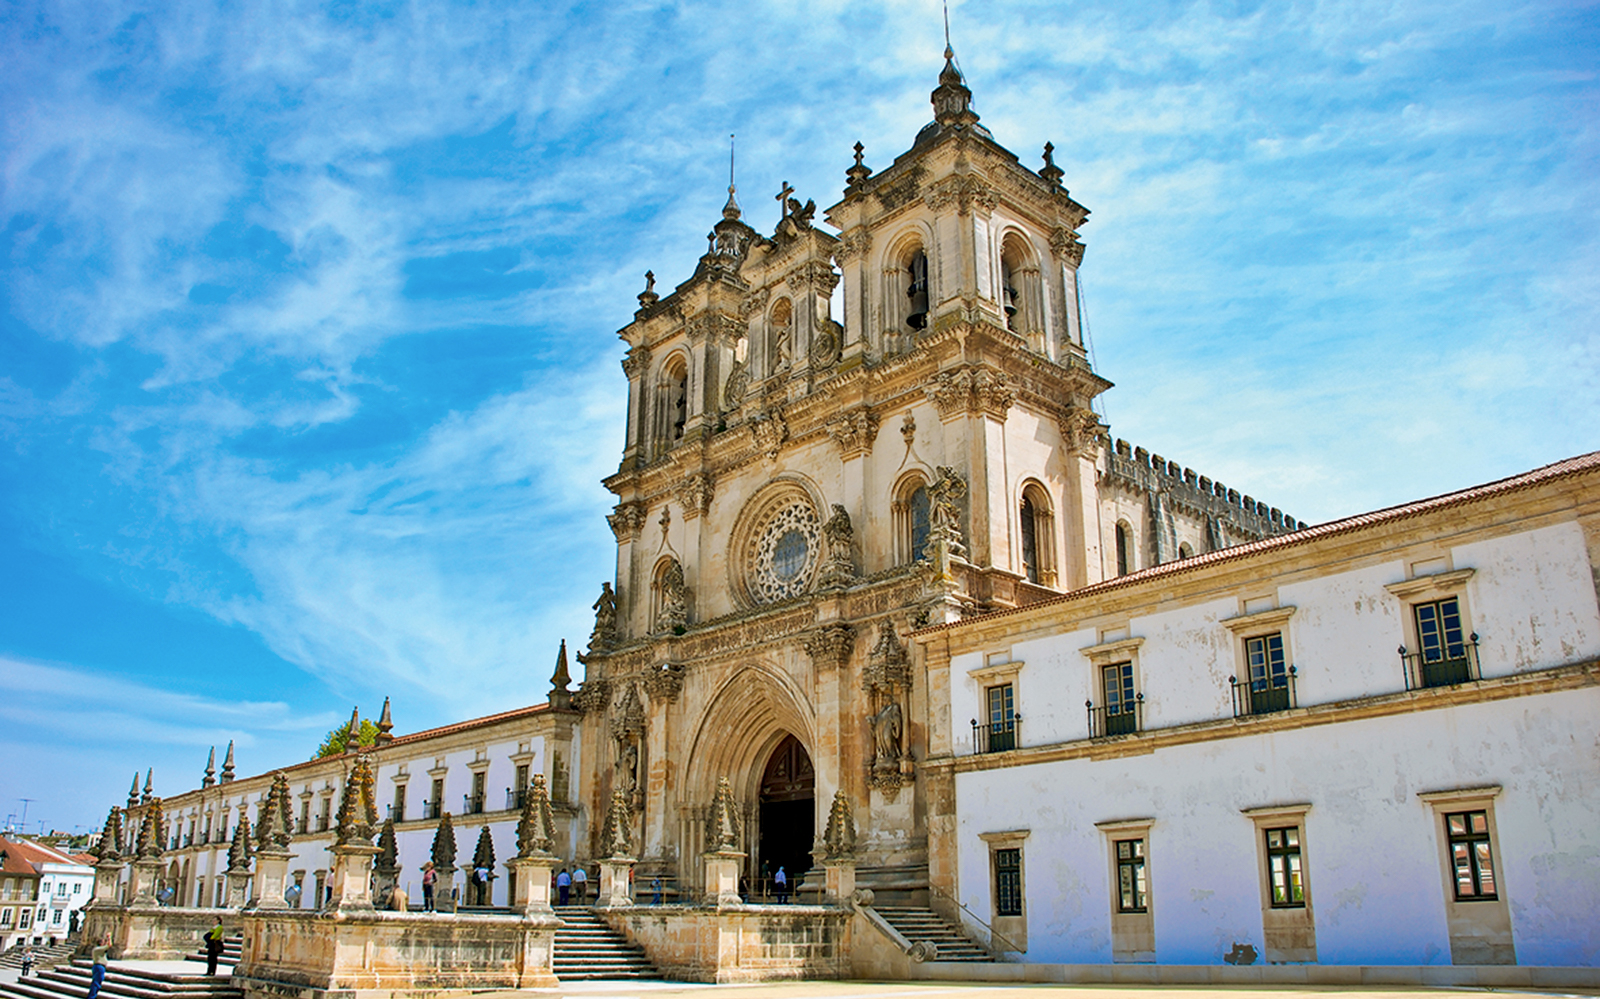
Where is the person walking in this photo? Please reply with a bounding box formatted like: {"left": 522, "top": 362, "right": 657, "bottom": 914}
{"left": 571, "top": 865, "right": 587, "bottom": 904}
{"left": 204, "top": 918, "right": 226, "bottom": 976}
{"left": 421, "top": 862, "right": 437, "bottom": 913}
{"left": 19, "top": 946, "right": 33, "bottom": 978}
{"left": 651, "top": 877, "right": 663, "bottom": 906}
{"left": 555, "top": 868, "right": 571, "bottom": 906}
{"left": 85, "top": 938, "right": 110, "bottom": 999}
{"left": 774, "top": 866, "right": 789, "bottom": 904}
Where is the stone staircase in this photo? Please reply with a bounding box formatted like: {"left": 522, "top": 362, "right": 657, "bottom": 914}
{"left": 181, "top": 936, "right": 242, "bottom": 970}
{"left": 551, "top": 907, "right": 658, "bottom": 980}
{"left": 0, "top": 961, "right": 243, "bottom": 999}
{"left": 0, "top": 941, "right": 76, "bottom": 971}
{"left": 871, "top": 905, "right": 993, "bottom": 962}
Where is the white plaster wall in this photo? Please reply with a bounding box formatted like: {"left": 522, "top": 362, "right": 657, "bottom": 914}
{"left": 954, "top": 688, "right": 1600, "bottom": 966}
{"left": 1279, "top": 561, "right": 1409, "bottom": 705}
{"left": 1455, "top": 522, "right": 1600, "bottom": 675}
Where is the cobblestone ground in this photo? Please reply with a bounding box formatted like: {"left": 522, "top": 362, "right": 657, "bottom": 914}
{"left": 508, "top": 982, "right": 1598, "bottom": 998}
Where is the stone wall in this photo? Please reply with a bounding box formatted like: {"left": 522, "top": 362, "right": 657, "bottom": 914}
{"left": 81, "top": 906, "right": 236, "bottom": 960}
{"left": 598, "top": 905, "right": 849, "bottom": 983}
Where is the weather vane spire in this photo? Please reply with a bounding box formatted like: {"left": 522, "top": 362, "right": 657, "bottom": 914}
{"left": 721, "top": 133, "right": 742, "bottom": 221}
{"left": 729, "top": 133, "right": 736, "bottom": 194}
{"left": 943, "top": 0, "right": 951, "bottom": 52}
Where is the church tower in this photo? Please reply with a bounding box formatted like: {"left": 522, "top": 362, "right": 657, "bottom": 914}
{"left": 573, "top": 49, "right": 1290, "bottom": 899}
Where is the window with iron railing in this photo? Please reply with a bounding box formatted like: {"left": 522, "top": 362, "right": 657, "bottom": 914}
{"left": 506, "top": 787, "right": 528, "bottom": 812}
{"left": 1088, "top": 663, "right": 1142, "bottom": 737}
{"left": 463, "top": 793, "right": 485, "bottom": 815}
{"left": 1231, "top": 633, "right": 1297, "bottom": 716}
{"left": 1401, "top": 597, "right": 1480, "bottom": 689}
{"left": 423, "top": 799, "right": 443, "bottom": 820}
{"left": 971, "top": 682, "right": 1019, "bottom": 753}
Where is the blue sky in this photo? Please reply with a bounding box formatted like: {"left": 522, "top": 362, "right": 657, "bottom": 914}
{"left": 2, "top": 0, "right": 1596, "bottom": 836}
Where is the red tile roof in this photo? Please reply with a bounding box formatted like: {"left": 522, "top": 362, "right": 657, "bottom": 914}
{"left": 916, "top": 449, "right": 1600, "bottom": 635}
{"left": 0, "top": 838, "right": 86, "bottom": 874}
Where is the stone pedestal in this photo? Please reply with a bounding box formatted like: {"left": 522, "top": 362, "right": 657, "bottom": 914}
{"left": 506, "top": 856, "right": 557, "bottom": 913}
{"left": 434, "top": 871, "right": 458, "bottom": 913}
{"left": 329, "top": 843, "right": 382, "bottom": 910}
{"left": 91, "top": 859, "right": 125, "bottom": 905}
{"left": 128, "top": 858, "right": 161, "bottom": 906}
{"left": 702, "top": 851, "right": 745, "bottom": 908}
{"left": 823, "top": 858, "right": 856, "bottom": 904}
{"left": 225, "top": 870, "right": 251, "bottom": 908}
{"left": 596, "top": 857, "right": 635, "bottom": 908}
{"left": 248, "top": 849, "right": 292, "bottom": 910}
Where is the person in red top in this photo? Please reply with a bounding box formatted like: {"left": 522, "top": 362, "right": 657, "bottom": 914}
{"left": 421, "top": 862, "right": 438, "bottom": 912}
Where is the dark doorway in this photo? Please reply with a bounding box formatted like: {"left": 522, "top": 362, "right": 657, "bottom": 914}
{"left": 758, "top": 734, "right": 815, "bottom": 896}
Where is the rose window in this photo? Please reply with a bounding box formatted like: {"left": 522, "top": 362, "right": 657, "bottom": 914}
{"left": 748, "top": 499, "right": 822, "bottom": 603}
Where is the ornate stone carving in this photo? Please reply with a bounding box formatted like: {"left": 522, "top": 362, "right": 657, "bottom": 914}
{"left": 821, "top": 791, "right": 857, "bottom": 861}
{"left": 612, "top": 685, "right": 646, "bottom": 740}
{"left": 706, "top": 777, "right": 741, "bottom": 852}
{"left": 334, "top": 753, "right": 379, "bottom": 846}
{"left": 430, "top": 812, "right": 458, "bottom": 875}
{"left": 721, "top": 360, "right": 748, "bottom": 412}
{"left": 1058, "top": 407, "right": 1106, "bottom": 459}
{"left": 817, "top": 504, "right": 856, "bottom": 589}
{"left": 675, "top": 473, "right": 714, "bottom": 519}
{"left": 746, "top": 497, "right": 822, "bottom": 603}
{"left": 750, "top": 409, "right": 787, "bottom": 459}
{"left": 134, "top": 796, "right": 163, "bottom": 859}
{"left": 94, "top": 807, "right": 124, "bottom": 861}
{"left": 863, "top": 623, "right": 911, "bottom": 692}
{"left": 255, "top": 772, "right": 294, "bottom": 852}
{"left": 928, "top": 466, "right": 969, "bottom": 564}
{"left": 973, "top": 367, "right": 1016, "bottom": 417}
{"left": 589, "top": 584, "right": 618, "bottom": 652}
{"left": 812, "top": 319, "right": 843, "bottom": 369}
{"left": 374, "top": 819, "right": 397, "bottom": 878}
{"left": 864, "top": 621, "right": 914, "bottom": 794}
{"left": 926, "top": 368, "right": 973, "bottom": 418}
{"left": 924, "top": 174, "right": 998, "bottom": 215}
{"left": 620, "top": 346, "right": 651, "bottom": 378}
{"left": 225, "top": 814, "right": 253, "bottom": 873}
{"left": 570, "top": 676, "right": 612, "bottom": 716}
{"left": 515, "top": 773, "right": 558, "bottom": 859}
{"left": 803, "top": 623, "right": 855, "bottom": 671}
{"left": 657, "top": 558, "right": 689, "bottom": 632}
{"left": 608, "top": 501, "right": 647, "bottom": 541}
{"left": 600, "top": 788, "right": 635, "bottom": 859}
{"left": 643, "top": 662, "right": 687, "bottom": 702}
{"left": 827, "top": 410, "right": 879, "bottom": 458}
{"left": 837, "top": 227, "right": 872, "bottom": 263}
{"left": 901, "top": 413, "right": 917, "bottom": 446}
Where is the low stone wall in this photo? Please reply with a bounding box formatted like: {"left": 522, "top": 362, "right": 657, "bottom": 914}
{"left": 597, "top": 904, "right": 850, "bottom": 983}
{"left": 232, "top": 907, "right": 561, "bottom": 999}
{"left": 80, "top": 905, "right": 240, "bottom": 960}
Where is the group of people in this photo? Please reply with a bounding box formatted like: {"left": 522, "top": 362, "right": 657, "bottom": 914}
{"left": 553, "top": 865, "right": 590, "bottom": 905}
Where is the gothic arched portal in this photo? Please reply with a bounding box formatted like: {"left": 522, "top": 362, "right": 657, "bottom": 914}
{"left": 757, "top": 734, "right": 814, "bottom": 893}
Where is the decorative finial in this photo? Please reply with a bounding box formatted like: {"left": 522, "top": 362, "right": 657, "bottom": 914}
{"left": 128, "top": 773, "right": 140, "bottom": 808}
{"left": 846, "top": 142, "right": 872, "bottom": 188}
{"left": 721, "top": 134, "right": 741, "bottom": 221}
{"left": 776, "top": 180, "right": 794, "bottom": 218}
{"left": 932, "top": 42, "right": 976, "bottom": 126}
{"left": 550, "top": 640, "right": 572, "bottom": 699}
{"left": 1041, "top": 141, "right": 1064, "bottom": 190}
{"left": 202, "top": 746, "right": 216, "bottom": 789}
{"left": 346, "top": 706, "right": 362, "bottom": 751}
{"left": 220, "top": 740, "right": 236, "bottom": 783}
{"left": 637, "top": 270, "right": 659, "bottom": 309}
{"left": 142, "top": 768, "right": 153, "bottom": 804}
{"left": 375, "top": 697, "right": 394, "bottom": 745}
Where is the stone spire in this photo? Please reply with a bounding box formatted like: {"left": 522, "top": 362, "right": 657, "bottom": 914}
{"left": 822, "top": 790, "right": 857, "bottom": 860}
{"left": 220, "top": 740, "right": 236, "bottom": 783}
{"left": 706, "top": 776, "right": 741, "bottom": 853}
{"left": 225, "top": 814, "right": 253, "bottom": 873}
{"left": 94, "top": 806, "right": 124, "bottom": 861}
{"left": 202, "top": 747, "right": 216, "bottom": 789}
{"left": 549, "top": 641, "right": 573, "bottom": 710}
{"left": 375, "top": 818, "right": 398, "bottom": 877}
{"left": 375, "top": 698, "right": 394, "bottom": 745}
{"left": 127, "top": 774, "right": 140, "bottom": 809}
{"left": 429, "top": 813, "right": 457, "bottom": 873}
{"left": 334, "top": 753, "right": 379, "bottom": 846}
{"left": 599, "top": 788, "right": 634, "bottom": 860}
{"left": 931, "top": 45, "right": 979, "bottom": 127}
{"left": 141, "top": 768, "right": 153, "bottom": 804}
{"left": 255, "top": 772, "right": 294, "bottom": 852}
{"left": 722, "top": 133, "right": 741, "bottom": 221}
{"left": 516, "top": 773, "right": 558, "bottom": 859}
{"left": 345, "top": 706, "right": 362, "bottom": 751}
{"left": 471, "top": 826, "right": 496, "bottom": 877}
{"left": 135, "top": 797, "right": 165, "bottom": 859}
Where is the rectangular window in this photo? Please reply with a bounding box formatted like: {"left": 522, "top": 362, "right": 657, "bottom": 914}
{"left": 317, "top": 798, "right": 330, "bottom": 832}
{"left": 298, "top": 800, "right": 310, "bottom": 834}
{"left": 1102, "top": 663, "right": 1138, "bottom": 735}
{"left": 0, "top": 908, "right": 10, "bottom": 926}
{"left": 1265, "top": 827, "right": 1305, "bottom": 907}
{"left": 1446, "top": 810, "right": 1497, "bottom": 900}
{"left": 19, "top": 910, "right": 29, "bottom": 928}
{"left": 1115, "top": 838, "right": 1147, "bottom": 913}
{"left": 471, "top": 771, "right": 487, "bottom": 813}
{"left": 1245, "top": 633, "right": 1291, "bottom": 713}
{"left": 393, "top": 785, "right": 406, "bottom": 823}
{"left": 514, "top": 764, "right": 530, "bottom": 809}
{"left": 56, "top": 883, "right": 67, "bottom": 897}
{"left": 51, "top": 909, "right": 62, "bottom": 925}
{"left": 430, "top": 778, "right": 444, "bottom": 818}
{"left": 985, "top": 683, "right": 1016, "bottom": 752}
{"left": 993, "top": 848, "right": 1023, "bottom": 917}
{"left": 1415, "top": 597, "right": 1471, "bottom": 686}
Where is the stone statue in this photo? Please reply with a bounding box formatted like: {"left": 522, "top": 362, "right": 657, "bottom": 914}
{"left": 773, "top": 324, "right": 792, "bottom": 372}
{"left": 590, "top": 582, "right": 618, "bottom": 650}
{"left": 619, "top": 741, "right": 640, "bottom": 797}
{"left": 818, "top": 504, "right": 856, "bottom": 588}
{"left": 658, "top": 559, "right": 688, "bottom": 632}
{"left": 871, "top": 700, "right": 903, "bottom": 769}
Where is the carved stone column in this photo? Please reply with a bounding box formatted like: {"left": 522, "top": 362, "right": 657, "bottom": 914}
{"left": 596, "top": 858, "right": 636, "bottom": 908}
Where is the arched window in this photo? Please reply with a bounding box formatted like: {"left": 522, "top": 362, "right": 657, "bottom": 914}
{"left": 1178, "top": 542, "right": 1194, "bottom": 560}
{"left": 1000, "top": 233, "right": 1043, "bottom": 351}
{"left": 1115, "top": 521, "right": 1133, "bottom": 576}
{"left": 893, "top": 473, "right": 933, "bottom": 566}
{"left": 655, "top": 354, "right": 689, "bottom": 453}
{"left": 1019, "top": 482, "right": 1057, "bottom": 587}
{"left": 906, "top": 248, "right": 929, "bottom": 330}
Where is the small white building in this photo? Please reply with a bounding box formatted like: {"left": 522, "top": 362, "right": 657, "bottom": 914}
{"left": 0, "top": 838, "right": 94, "bottom": 948}
{"left": 916, "top": 452, "right": 1600, "bottom": 968}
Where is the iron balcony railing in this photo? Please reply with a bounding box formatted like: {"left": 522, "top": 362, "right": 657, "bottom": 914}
{"left": 1401, "top": 635, "right": 1480, "bottom": 690}
{"left": 971, "top": 716, "right": 1022, "bottom": 754}
{"left": 463, "top": 794, "right": 485, "bottom": 816}
{"left": 1230, "top": 666, "right": 1298, "bottom": 717}
{"left": 387, "top": 803, "right": 406, "bottom": 823}
{"left": 1087, "top": 694, "right": 1143, "bottom": 738}
{"left": 506, "top": 788, "right": 528, "bottom": 812}
{"left": 422, "top": 799, "right": 443, "bottom": 820}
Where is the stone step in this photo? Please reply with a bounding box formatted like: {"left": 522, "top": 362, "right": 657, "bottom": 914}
{"left": 871, "top": 906, "right": 993, "bottom": 962}
{"left": 548, "top": 908, "right": 658, "bottom": 981}
{"left": 0, "top": 964, "right": 242, "bottom": 999}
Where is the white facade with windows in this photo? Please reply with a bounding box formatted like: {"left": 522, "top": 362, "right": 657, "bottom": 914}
{"left": 0, "top": 839, "right": 93, "bottom": 949}
{"left": 921, "top": 454, "right": 1600, "bottom": 967}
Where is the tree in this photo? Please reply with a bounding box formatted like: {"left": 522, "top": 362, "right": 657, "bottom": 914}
{"left": 312, "top": 718, "right": 380, "bottom": 760}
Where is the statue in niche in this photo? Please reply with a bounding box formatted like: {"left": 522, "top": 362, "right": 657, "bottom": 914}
{"left": 658, "top": 559, "right": 688, "bottom": 632}
{"left": 618, "top": 741, "right": 640, "bottom": 797}
{"left": 871, "top": 700, "right": 903, "bottom": 771}
{"left": 774, "top": 325, "right": 792, "bottom": 372}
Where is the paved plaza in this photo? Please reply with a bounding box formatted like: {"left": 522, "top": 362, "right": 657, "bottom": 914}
{"left": 506, "top": 981, "right": 1600, "bottom": 999}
